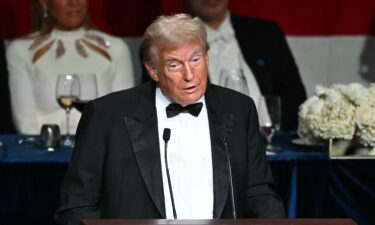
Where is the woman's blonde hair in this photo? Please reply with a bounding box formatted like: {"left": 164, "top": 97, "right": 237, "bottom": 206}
{"left": 31, "top": 0, "right": 94, "bottom": 36}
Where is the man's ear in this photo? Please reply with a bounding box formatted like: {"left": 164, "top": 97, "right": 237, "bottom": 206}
{"left": 204, "top": 53, "right": 209, "bottom": 66}
{"left": 145, "top": 62, "right": 159, "bottom": 82}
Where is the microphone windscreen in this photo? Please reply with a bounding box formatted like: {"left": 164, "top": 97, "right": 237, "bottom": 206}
{"left": 163, "top": 128, "right": 171, "bottom": 142}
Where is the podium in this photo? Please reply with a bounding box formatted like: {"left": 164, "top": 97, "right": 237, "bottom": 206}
{"left": 81, "top": 219, "right": 357, "bottom": 225}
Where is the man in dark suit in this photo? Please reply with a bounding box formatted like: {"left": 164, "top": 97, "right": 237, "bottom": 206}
{"left": 56, "top": 13, "right": 285, "bottom": 225}
{"left": 183, "top": 0, "right": 307, "bottom": 130}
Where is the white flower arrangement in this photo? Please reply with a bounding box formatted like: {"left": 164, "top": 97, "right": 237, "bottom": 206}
{"left": 298, "top": 83, "right": 375, "bottom": 147}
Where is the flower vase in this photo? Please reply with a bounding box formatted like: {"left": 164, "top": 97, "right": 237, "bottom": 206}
{"left": 328, "top": 136, "right": 375, "bottom": 157}
{"left": 328, "top": 138, "right": 352, "bottom": 158}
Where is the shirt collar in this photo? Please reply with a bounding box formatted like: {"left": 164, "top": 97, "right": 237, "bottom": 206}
{"left": 155, "top": 86, "right": 206, "bottom": 116}
{"left": 51, "top": 27, "right": 85, "bottom": 38}
{"left": 205, "top": 12, "right": 235, "bottom": 44}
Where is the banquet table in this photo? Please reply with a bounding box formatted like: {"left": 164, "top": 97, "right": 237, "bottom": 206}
{"left": 0, "top": 132, "right": 374, "bottom": 225}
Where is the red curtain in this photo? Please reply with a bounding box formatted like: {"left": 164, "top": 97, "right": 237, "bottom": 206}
{"left": 0, "top": 0, "right": 374, "bottom": 38}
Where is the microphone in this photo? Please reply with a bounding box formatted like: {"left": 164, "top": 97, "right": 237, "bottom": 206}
{"left": 163, "top": 128, "right": 177, "bottom": 219}
{"left": 163, "top": 128, "right": 171, "bottom": 143}
{"left": 220, "top": 128, "right": 237, "bottom": 219}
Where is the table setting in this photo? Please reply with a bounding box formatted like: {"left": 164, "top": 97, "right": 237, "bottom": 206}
{"left": 55, "top": 73, "right": 98, "bottom": 147}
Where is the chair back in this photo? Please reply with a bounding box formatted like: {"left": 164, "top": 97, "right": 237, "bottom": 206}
{"left": 0, "top": 39, "right": 16, "bottom": 134}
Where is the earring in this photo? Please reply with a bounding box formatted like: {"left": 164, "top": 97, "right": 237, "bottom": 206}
{"left": 43, "top": 11, "right": 48, "bottom": 19}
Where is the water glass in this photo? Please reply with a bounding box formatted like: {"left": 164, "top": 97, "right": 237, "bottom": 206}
{"left": 219, "top": 69, "right": 249, "bottom": 95}
{"left": 258, "top": 95, "right": 282, "bottom": 152}
{"left": 40, "top": 124, "right": 61, "bottom": 151}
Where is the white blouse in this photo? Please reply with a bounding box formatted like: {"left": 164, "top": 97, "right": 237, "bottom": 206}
{"left": 6, "top": 28, "right": 135, "bottom": 134}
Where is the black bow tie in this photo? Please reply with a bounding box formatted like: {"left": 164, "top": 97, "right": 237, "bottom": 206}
{"left": 166, "top": 102, "right": 203, "bottom": 118}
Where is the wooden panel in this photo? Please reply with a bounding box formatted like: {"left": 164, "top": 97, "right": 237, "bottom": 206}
{"left": 81, "top": 219, "right": 357, "bottom": 225}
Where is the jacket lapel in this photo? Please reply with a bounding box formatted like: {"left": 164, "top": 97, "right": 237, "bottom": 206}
{"left": 123, "top": 82, "right": 234, "bottom": 218}
{"left": 231, "top": 14, "right": 268, "bottom": 87}
{"left": 123, "top": 82, "right": 166, "bottom": 218}
{"left": 205, "top": 84, "right": 234, "bottom": 218}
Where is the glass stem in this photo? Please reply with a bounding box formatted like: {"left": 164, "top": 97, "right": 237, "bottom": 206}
{"left": 268, "top": 129, "right": 275, "bottom": 145}
{"left": 66, "top": 109, "right": 70, "bottom": 137}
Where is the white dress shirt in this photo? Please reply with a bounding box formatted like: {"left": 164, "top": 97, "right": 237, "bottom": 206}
{"left": 205, "top": 13, "right": 269, "bottom": 126}
{"left": 155, "top": 87, "right": 214, "bottom": 219}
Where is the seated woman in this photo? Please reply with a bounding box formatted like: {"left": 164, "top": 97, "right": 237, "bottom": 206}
{"left": 6, "top": 0, "right": 135, "bottom": 134}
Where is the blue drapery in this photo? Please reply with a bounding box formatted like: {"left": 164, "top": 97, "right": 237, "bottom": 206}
{"left": 0, "top": 133, "right": 374, "bottom": 225}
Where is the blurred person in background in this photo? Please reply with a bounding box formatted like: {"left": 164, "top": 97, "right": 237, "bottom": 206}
{"left": 6, "top": 0, "right": 135, "bottom": 134}
{"left": 183, "top": 0, "right": 306, "bottom": 130}
{"left": 0, "top": 40, "right": 16, "bottom": 134}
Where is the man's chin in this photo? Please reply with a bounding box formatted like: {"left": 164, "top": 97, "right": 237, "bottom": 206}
{"left": 178, "top": 96, "right": 204, "bottom": 106}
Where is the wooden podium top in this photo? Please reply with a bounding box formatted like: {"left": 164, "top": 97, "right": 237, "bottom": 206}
{"left": 81, "top": 219, "right": 357, "bottom": 225}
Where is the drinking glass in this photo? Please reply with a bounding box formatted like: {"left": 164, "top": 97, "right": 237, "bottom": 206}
{"left": 258, "top": 95, "right": 282, "bottom": 152}
{"left": 56, "top": 74, "right": 80, "bottom": 146}
{"left": 219, "top": 69, "right": 249, "bottom": 95}
{"left": 72, "top": 73, "right": 98, "bottom": 112}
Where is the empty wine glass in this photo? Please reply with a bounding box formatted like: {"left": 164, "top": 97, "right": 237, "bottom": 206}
{"left": 258, "top": 95, "right": 282, "bottom": 152}
{"left": 72, "top": 73, "right": 98, "bottom": 112}
{"left": 219, "top": 69, "right": 249, "bottom": 95}
{"left": 56, "top": 74, "right": 80, "bottom": 147}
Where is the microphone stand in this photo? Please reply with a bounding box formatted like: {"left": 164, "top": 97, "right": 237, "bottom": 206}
{"left": 163, "top": 128, "right": 177, "bottom": 219}
{"left": 221, "top": 135, "right": 237, "bottom": 219}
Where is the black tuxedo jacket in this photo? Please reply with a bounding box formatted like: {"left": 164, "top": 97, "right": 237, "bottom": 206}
{"left": 55, "top": 81, "right": 285, "bottom": 225}
{"left": 231, "top": 14, "right": 307, "bottom": 130}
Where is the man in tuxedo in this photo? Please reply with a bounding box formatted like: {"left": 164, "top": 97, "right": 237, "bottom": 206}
{"left": 183, "top": 0, "right": 307, "bottom": 130}
{"left": 56, "top": 13, "right": 285, "bottom": 225}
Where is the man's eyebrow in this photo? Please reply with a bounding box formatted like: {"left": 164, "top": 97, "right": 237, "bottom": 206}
{"left": 163, "top": 57, "right": 179, "bottom": 63}
{"left": 163, "top": 48, "right": 203, "bottom": 62}
{"left": 187, "top": 50, "right": 203, "bottom": 61}
{"left": 191, "top": 48, "right": 202, "bottom": 56}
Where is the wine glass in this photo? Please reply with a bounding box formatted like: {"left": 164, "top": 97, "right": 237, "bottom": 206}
{"left": 258, "top": 95, "right": 282, "bottom": 152}
{"left": 72, "top": 73, "right": 98, "bottom": 112}
{"left": 56, "top": 74, "right": 80, "bottom": 146}
{"left": 219, "top": 69, "right": 249, "bottom": 95}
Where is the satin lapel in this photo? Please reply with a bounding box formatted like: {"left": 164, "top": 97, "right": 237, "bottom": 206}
{"left": 205, "top": 84, "right": 234, "bottom": 218}
{"left": 123, "top": 82, "right": 166, "bottom": 218}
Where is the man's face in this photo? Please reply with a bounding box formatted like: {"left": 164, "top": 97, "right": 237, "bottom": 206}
{"left": 184, "top": 0, "right": 228, "bottom": 22}
{"left": 146, "top": 41, "right": 208, "bottom": 106}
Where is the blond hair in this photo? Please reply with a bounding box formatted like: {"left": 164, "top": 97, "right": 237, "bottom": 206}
{"left": 141, "top": 13, "right": 208, "bottom": 66}
{"left": 30, "top": 0, "right": 94, "bottom": 36}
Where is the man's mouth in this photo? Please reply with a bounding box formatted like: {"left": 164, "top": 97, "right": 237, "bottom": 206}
{"left": 183, "top": 85, "right": 197, "bottom": 94}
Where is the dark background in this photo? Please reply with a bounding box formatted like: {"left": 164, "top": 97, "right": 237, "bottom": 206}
{"left": 0, "top": 0, "right": 374, "bottom": 38}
